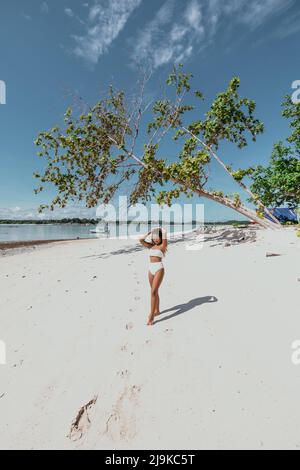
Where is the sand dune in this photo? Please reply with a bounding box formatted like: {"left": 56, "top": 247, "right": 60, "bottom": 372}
{"left": 0, "top": 227, "right": 299, "bottom": 450}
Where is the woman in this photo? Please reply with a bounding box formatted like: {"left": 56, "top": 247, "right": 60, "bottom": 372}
{"left": 139, "top": 227, "right": 168, "bottom": 326}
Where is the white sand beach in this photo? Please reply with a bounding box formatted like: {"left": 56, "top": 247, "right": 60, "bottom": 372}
{"left": 0, "top": 227, "right": 299, "bottom": 450}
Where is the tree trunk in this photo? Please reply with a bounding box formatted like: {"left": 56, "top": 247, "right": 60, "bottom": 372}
{"left": 182, "top": 127, "right": 282, "bottom": 226}
{"left": 195, "top": 187, "right": 278, "bottom": 229}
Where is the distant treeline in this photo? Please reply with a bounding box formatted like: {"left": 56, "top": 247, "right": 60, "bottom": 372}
{"left": 0, "top": 219, "right": 250, "bottom": 226}
{"left": 0, "top": 218, "right": 98, "bottom": 225}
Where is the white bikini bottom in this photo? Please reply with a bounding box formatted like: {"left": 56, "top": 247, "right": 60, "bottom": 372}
{"left": 149, "top": 262, "right": 164, "bottom": 276}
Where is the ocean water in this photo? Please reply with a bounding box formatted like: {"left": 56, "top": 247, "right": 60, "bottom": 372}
{"left": 0, "top": 223, "right": 200, "bottom": 243}
{"left": 0, "top": 224, "right": 97, "bottom": 242}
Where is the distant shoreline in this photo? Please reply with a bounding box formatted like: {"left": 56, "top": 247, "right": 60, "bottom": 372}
{"left": 0, "top": 219, "right": 250, "bottom": 226}
{"left": 0, "top": 238, "right": 82, "bottom": 251}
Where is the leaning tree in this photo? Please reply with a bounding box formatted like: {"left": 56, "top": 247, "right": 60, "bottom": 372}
{"left": 34, "top": 66, "right": 280, "bottom": 229}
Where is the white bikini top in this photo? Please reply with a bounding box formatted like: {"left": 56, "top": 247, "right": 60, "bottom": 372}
{"left": 149, "top": 249, "right": 163, "bottom": 259}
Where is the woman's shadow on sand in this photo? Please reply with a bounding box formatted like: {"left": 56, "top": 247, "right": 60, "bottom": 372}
{"left": 155, "top": 296, "right": 218, "bottom": 324}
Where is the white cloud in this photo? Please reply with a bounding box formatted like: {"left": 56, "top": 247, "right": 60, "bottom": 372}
{"left": 132, "top": 0, "right": 204, "bottom": 69}
{"left": 276, "top": 9, "right": 300, "bottom": 38}
{"left": 131, "top": 0, "right": 296, "bottom": 69}
{"left": 23, "top": 13, "right": 32, "bottom": 21}
{"left": 211, "top": 0, "right": 295, "bottom": 30}
{"left": 63, "top": 0, "right": 296, "bottom": 69}
{"left": 68, "top": 0, "right": 142, "bottom": 65}
{"left": 41, "top": 1, "right": 49, "bottom": 14}
{"left": 65, "top": 8, "right": 74, "bottom": 18}
{"left": 184, "top": 0, "right": 203, "bottom": 33}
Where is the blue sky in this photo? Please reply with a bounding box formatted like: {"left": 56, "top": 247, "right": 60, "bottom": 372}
{"left": 0, "top": 0, "right": 299, "bottom": 221}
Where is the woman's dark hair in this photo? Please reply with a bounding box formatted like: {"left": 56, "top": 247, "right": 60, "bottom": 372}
{"left": 152, "top": 228, "right": 162, "bottom": 243}
{"left": 158, "top": 228, "right": 163, "bottom": 243}
{"left": 151, "top": 227, "right": 167, "bottom": 255}
{"left": 151, "top": 227, "right": 163, "bottom": 245}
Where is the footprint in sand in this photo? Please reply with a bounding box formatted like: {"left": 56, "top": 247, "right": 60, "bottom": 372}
{"left": 13, "top": 360, "right": 24, "bottom": 368}
{"left": 117, "top": 369, "right": 131, "bottom": 379}
{"left": 164, "top": 328, "right": 173, "bottom": 335}
{"left": 121, "top": 343, "right": 135, "bottom": 357}
{"left": 68, "top": 396, "right": 98, "bottom": 442}
{"left": 125, "top": 322, "right": 134, "bottom": 330}
{"left": 104, "top": 385, "right": 141, "bottom": 442}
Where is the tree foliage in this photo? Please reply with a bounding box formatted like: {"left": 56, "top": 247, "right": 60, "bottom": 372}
{"left": 249, "top": 98, "right": 300, "bottom": 209}
{"left": 34, "top": 66, "right": 277, "bottom": 227}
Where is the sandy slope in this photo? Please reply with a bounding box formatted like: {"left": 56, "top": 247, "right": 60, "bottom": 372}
{"left": 0, "top": 228, "right": 299, "bottom": 450}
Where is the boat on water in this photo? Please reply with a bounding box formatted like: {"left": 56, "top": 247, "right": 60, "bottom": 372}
{"left": 90, "top": 222, "right": 109, "bottom": 234}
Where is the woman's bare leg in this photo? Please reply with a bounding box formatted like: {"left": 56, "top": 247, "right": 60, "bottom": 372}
{"left": 148, "top": 271, "right": 154, "bottom": 288}
{"left": 155, "top": 294, "right": 160, "bottom": 316}
{"left": 148, "top": 269, "right": 164, "bottom": 326}
{"left": 148, "top": 271, "right": 159, "bottom": 316}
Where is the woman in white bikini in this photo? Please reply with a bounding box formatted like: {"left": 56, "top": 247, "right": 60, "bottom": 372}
{"left": 139, "top": 227, "right": 168, "bottom": 326}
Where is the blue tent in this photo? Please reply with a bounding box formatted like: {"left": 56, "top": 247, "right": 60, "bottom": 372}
{"left": 265, "top": 208, "right": 298, "bottom": 223}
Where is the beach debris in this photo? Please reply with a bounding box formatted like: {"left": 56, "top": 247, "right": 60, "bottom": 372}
{"left": 68, "top": 395, "right": 98, "bottom": 442}
{"left": 0, "top": 393, "right": 5, "bottom": 399}
{"left": 126, "top": 322, "right": 134, "bottom": 330}
{"left": 208, "top": 227, "right": 257, "bottom": 247}
{"left": 266, "top": 252, "right": 282, "bottom": 258}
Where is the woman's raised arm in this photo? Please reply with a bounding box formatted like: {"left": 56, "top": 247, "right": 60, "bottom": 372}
{"left": 160, "top": 228, "right": 168, "bottom": 253}
{"left": 139, "top": 231, "right": 153, "bottom": 248}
